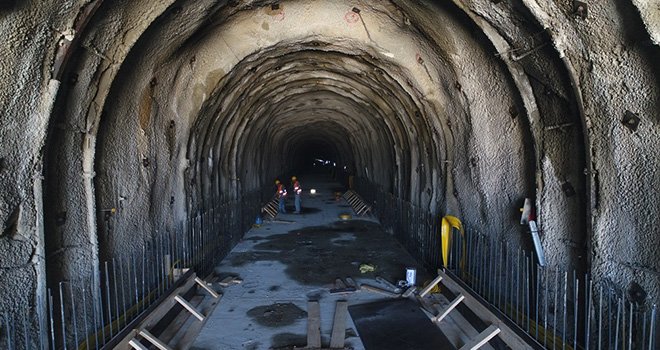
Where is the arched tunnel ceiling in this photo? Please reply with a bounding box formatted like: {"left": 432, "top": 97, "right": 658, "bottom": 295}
{"left": 0, "top": 0, "right": 658, "bottom": 312}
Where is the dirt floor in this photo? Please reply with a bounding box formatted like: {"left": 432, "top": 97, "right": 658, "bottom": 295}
{"left": 192, "top": 175, "right": 438, "bottom": 350}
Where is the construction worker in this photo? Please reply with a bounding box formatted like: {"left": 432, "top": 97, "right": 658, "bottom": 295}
{"left": 292, "top": 176, "right": 302, "bottom": 214}
{"left": 275, "top": 179, "right": 287, "bottom": 213}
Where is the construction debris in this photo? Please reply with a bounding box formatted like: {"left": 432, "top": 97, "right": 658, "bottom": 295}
{"left": 402, "top": 286, "right": 417, "bottom": 298}
{"left": 359, "top": 263, "right": 375, "bottom": 273}
{"left": 375, "top": 276, "right": 401, "bottom": 293}
{"left": 329, "top": 278, "right": 357, "bottom": 294}
{"left": 218, "top": 276, "right": 243, "bottom": 287}
{"left": 360, "top": 283, "right": 401, "bottom": 298}
{"left": 272, "top": 219, "right": 296, "bottom": 224}
{"left": 301, "top": 301, "right": 351, "bottom": 350}
{"left": 344, "top": 277, "right": 358, "bottom": 288}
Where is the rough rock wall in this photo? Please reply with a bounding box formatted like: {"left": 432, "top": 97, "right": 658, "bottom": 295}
{"left": 0, "top": 0, "right": 88, "bottom": 317}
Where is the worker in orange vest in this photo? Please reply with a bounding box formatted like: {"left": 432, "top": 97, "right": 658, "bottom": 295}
{"left": 292, "top": 176, "right": 302, "bottom": 214}
{"left": 275, "top": 179, "right": 287, "bottom": 213}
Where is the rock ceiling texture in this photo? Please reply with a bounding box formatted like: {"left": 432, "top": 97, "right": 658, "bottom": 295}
{"left": 0, "top": 0, "right": 658, "bottom": 312}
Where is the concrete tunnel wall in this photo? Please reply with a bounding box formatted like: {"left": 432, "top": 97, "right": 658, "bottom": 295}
{"left": 0, "top": 0, "right": 658, "bottom": 326}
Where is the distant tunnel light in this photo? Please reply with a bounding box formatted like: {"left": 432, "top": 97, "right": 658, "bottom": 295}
{"left": 310, "top": 189, "right": 317, "bottom": 194}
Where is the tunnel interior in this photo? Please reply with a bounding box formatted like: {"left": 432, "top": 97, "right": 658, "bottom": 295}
{"left": 75, "top": 1, "right": 547, "bottom": 271}
{"left": 42, "top": 0, "right": 657, "bottom": 323}
{"left": 0, "top": 0, "right": 658, "bottom": 348}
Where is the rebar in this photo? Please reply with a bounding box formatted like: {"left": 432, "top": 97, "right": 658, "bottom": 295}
{"left": 615, "top": 297, "right": 622, "bottom": 350}
{"left": 573, "top": 272, "right": 578, "bottom": 350}
{"left": 649, "top": 305, "right": 656, "bottom": 350}
{"left": 68, "top": 283, "right": 79, "bottom": 349}
{"left": 59, "top": 282, "right": 67, "bottom": 350}
{"left": 6, "top": 184, "right": 659, "bottom": 350}
{"left": 81, "top": 284, "right": 90, "bottom": 350}
{"left": 104, "top": 262, "right": 112, "bottom": 339}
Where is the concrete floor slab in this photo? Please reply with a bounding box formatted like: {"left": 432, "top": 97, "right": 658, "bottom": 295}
{"left": 193, "top": 176, "right": 438, "bottom": 350}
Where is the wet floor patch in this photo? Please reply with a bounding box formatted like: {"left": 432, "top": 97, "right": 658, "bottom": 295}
{"left": 246, "top": 302, "right": 307, "bottom": 327}
{"left": 283, "top": 206, "right": 322, "bottom": 214}
{"left": 242, "top": 341, "right": 260, "bottom": 350}
{"left": 228, "top": 220, "right": 430, "bottom": 285}
{"left": 306, "top": 289, "right": 326, "bottom": 301}
{"left": 270, "top": 333, "right": 308, "bottom": 349}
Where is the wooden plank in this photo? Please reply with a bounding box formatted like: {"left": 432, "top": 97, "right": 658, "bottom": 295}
{"left": 138, "top": 329, "right": 173, "bottom": 350}
{"left": 330, "top": 301, "right": 349, "bottom": 348}
{"left": 360, "top": 284, "right": 401, "bottom": 298}
{"left": 459, "top": 325, "right": 501, "bottom": 350}
{"left": 115, "top": 273, "right": 199, "bottom": 349}
{"left": 437, "top": 269, "right": 534, "bottom": 349}
{"left": 417, "top": 295, "right": 440, "bottom": 316}
{"left": 433, "top": 294, "right": 465, "bottom": 323}
{"left": 356, "top": 205, "right": 371, "bottom": 216}
{"left": 171, "top": 292, "right": 222, "bottom": 350}
{"left": 376, "top": 276, "right": 401, "bottom": 293}
{"left": 419, "top": 274, "right": 443, "bottom": 297}
{"left": 402, "top": 286, "right": 417, "bottom": 298}
{"left": 306, "top": 301, "right": 321, "bottom": 348}
{"left": 444, "top": 311, "right": 496, "bottom": 350}
{"left": 344, "top": 277, "right": 358, "bottom": 288}
{"left": 195, "top": 277, "right": 219, "bottom": 298}
{"left": 128, "top": 338, "right": 149, "bottom": 350}
{"left": 174, "top": 295, "right": 205, "bottom": 321}
{"left": 157, "top": 295, "right": 203, "bottom": 344}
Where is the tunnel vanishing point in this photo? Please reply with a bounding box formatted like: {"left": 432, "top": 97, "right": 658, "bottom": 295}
{"left": 0, "top": 0, "right": 658, "bottom": 348}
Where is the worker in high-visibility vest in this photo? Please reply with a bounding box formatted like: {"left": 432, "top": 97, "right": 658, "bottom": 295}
{"left": 292, "top": 176, "right": 302, "bottom": 214}
{"left": 275, "top": 179, "right": 287, "bottom": 213}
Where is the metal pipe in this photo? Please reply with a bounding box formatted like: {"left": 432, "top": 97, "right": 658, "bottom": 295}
{"left": 535, "top": 264, "right": 540, "bottom": 340}
{"left": 141, "top": 247, "right": 146, "bottom": 313}
{"left": 627, "top": 301, "right": 632, "bottom": 350}
{"left": 59, "top": 282, "right": 67, "bottom": 350}
{"left": 104, "top": 262, "right": 113, "bottom": 338}
{"left": 574, "top": 271, "right": 579, "bottom": 350}
{"left": 615, "top": 298, "right": 621, "bottom": 350}
{"left": 92, "top": 280, "right": 101, "bottom": 349}
{"left": 642, "top": 309, "right": 647, "bottom": 350}
{"left": 133, "top": 253, "right": 139, "bottom": 309}
{"left": 69, "top": 282, "right": 79, "bottom": 349}
{"left": 553, "top": 269, "right": 559, "bottom": 350}
{"left": 516, "top": 249, "right": 521, "bottom": 325}
{"left": 586, "top": 277, "right": 592, "bottom": 350}
{"left": 119, "top": 256, "right": 127, "bottom": 329}
{"left": 81, "top": 284, "right": 90, "bottom": 350}
{"left": 562, "top": 271, "right": 568, "bottom": 350}
{"left": 648, "top": 305, "right": 656, "bottom": 350}
{"left": 526, "top": 255, "right": 531, "bottom": 332}
{"left": 598, "top": 286, "right": 603, "bottom": 350}
{"left": 491, "top": 240, "right": 496, "bottom": 303}
{"left": 112, "top": 258, "right": 119, "bottom": 332}
{"left": 504, "top": 242, "right": 513, "bottom": 318}
{"left": 544, "top": 267, "right": 548, "bottom": 348}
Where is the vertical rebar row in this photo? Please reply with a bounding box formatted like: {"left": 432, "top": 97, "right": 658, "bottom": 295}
{"left": 17, "top": 182, "right": 659, "bottom": 350}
